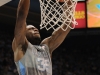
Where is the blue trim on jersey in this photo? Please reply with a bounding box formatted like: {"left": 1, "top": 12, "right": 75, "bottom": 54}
{"left": 18, "top": 61, "right": 26, "bottom": 75}
{"left": 96, "top": 4, "right": 100, "bottom": 10}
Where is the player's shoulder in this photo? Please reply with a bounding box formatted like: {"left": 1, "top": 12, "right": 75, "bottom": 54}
{"left": 12, "top": 38, "right": 28, "bottom": 52}
{"left": 12, "top": 38, "right": 21, "bottom": 51}
{"left": 12, "top": 38, "right": 16, "bottom": 51}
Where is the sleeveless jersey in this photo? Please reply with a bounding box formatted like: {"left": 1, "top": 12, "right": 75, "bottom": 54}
{"left": 15, "top": 42, "right": 52, "bottom": 75}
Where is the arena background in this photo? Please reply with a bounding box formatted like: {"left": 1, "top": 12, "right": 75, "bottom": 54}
{"left": 0, "top": 0, "right": 100, "bottom": 75}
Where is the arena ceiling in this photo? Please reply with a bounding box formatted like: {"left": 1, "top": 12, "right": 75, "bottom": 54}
{"left": 0, "top": 0, "right": 41, "bottom": 29}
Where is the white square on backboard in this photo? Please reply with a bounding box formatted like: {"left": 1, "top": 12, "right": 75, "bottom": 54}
{"left": 0, "top": 0, "right": 11, "bottom": 6}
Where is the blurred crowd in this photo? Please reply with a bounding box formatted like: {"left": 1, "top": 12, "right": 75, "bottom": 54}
{"left": 0, "top": 30, "right": 100, "bottom": 75}
{"left": 53, "top": 35, "right": 100, "bottom": 75}
{"left": 0, "top": 31, "right": 18, "bottom": 75}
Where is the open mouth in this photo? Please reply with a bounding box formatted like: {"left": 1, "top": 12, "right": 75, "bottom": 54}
{"left": 34, "top": 32, "right": 39, "bottom": 34}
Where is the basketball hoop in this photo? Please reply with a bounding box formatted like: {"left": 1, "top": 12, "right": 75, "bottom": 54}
{"left": 39, "top": 0, "right": 78, "bottom": 31}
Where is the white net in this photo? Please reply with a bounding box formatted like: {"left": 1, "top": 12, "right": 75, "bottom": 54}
{"left": 39, "top": 0, "right": 78, "bottom": 31}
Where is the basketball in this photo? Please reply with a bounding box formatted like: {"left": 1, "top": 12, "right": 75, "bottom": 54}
{"left": 58, "top": 0, "right": 64, "bottom": 2}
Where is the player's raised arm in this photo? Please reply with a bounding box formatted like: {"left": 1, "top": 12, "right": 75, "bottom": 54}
{"left": 12, "top": 0, "right": 30, "bottom": 51}
{"left": 41, "top": 0, "right": 74, "bottom": 54}
{"left": 41, "top": 23, "right": 72, "bottom": 54}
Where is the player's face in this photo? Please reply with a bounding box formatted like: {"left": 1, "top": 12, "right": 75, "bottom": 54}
{"left": 27, "top": 25, "right": 40, "bottom": 38}
{"left": 26, "top": 25, "right": 41, "bottom": 40}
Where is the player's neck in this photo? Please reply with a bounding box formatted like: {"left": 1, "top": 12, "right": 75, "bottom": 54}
{"left": 28, "top": 38, "right": 41, "bottom": 45}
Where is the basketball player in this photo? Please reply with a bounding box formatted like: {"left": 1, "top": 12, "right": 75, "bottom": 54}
{"left": 12, "top": 0, "right": 72, "bottom": 75}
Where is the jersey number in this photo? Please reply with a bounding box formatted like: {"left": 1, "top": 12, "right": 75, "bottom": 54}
{"left": 37, "top": 58, "right": 50, "bottom": 71}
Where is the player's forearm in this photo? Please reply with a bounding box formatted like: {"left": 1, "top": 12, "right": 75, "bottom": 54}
{"left": 17, "top": 0, "right": 30, "bottom": 18}
{"left": 14, "top": 0, "right": 30, "bottom": 39}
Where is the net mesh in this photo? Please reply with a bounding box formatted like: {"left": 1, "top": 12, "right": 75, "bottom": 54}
{"left": 39, "top": 0, "right": 78, "bottom": 31}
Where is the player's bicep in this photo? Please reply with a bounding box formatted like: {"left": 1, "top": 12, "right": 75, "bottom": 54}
{"left": 14, "top": 18, "right": 26, "bottom": 46}
{"left": 12, "top": 38, "right": 16, "bottom": 51}
{"left": 41, "top": 29, "right": 70, "bottom": 53}
{"left": 41, "top": 34, "right": 62, "bottom": 53}
{"left": 48, "top": 32, "right": 64, "bottom": 52}
{"left": 12, "top": 38, "right": 20, "bottom": 52}
{"left": 41, "top": 37, "right": 52, "bottom": 52}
